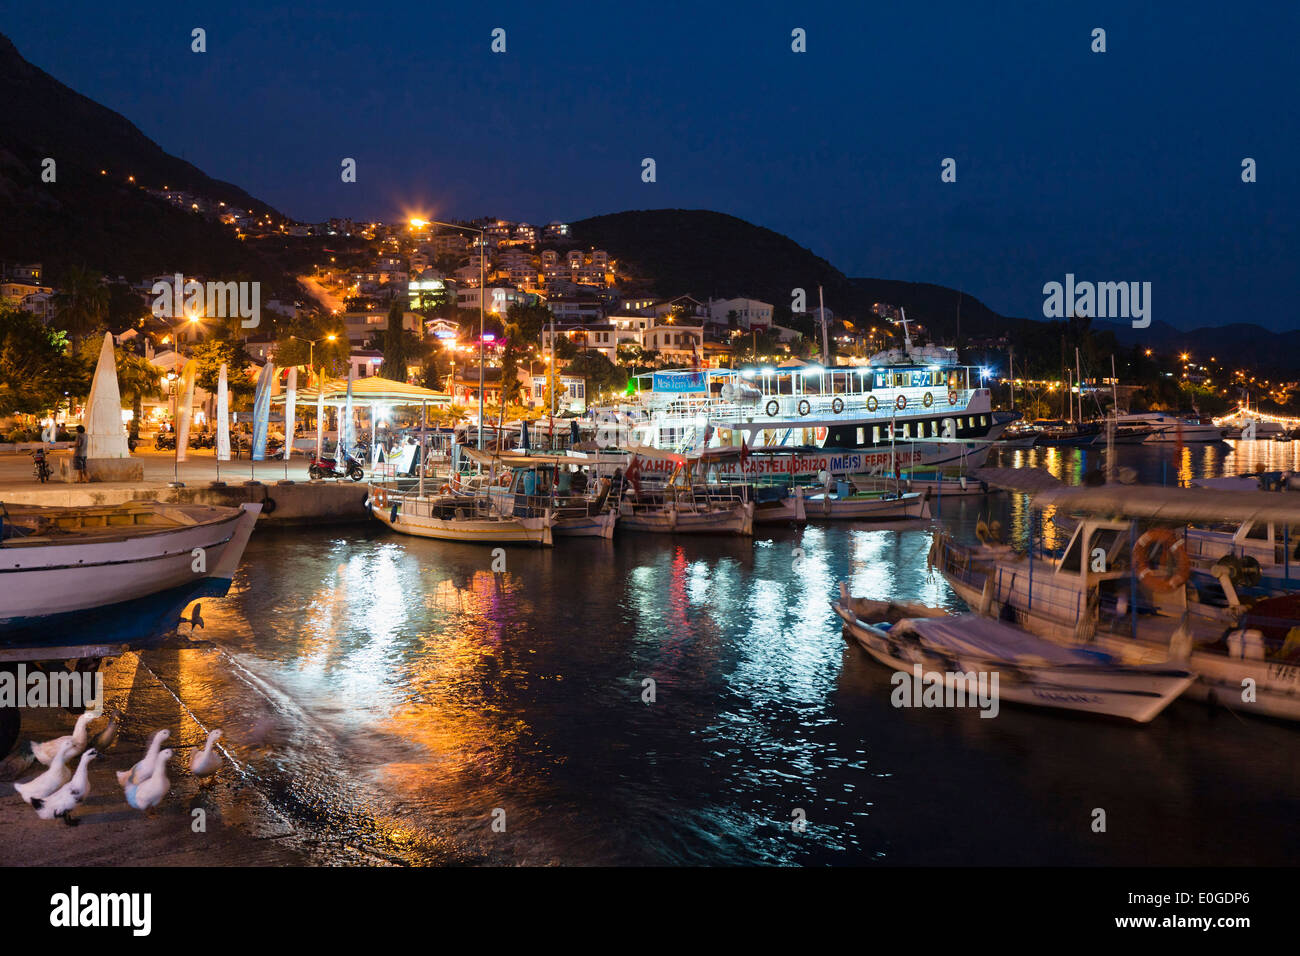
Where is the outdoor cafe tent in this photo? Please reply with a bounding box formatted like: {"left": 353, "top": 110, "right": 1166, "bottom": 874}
{"left": 271, "top": 375, "right": 453, "bottom": 454}
{"left": 274, "top": 375, "right": 453, "bottom": 409}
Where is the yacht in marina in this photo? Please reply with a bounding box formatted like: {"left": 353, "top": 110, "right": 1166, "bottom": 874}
{"left": 1113, "top": 412, "right": 1227, "bottom": 443}
{"left": 624, "top": 325, "right": 1012, "bottom": 483}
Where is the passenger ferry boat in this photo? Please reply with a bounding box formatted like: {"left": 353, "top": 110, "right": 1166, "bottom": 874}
{"left": 626, "top": 328, "right": 1011, "bottom": 482}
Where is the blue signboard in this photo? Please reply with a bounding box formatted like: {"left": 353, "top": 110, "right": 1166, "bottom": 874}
{"left": 653, "top": 370, "right": 707, "bottom": 392}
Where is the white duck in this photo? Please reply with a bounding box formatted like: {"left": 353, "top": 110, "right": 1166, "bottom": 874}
{"left": 93, "top": 712, "right": 120, "bottom": 751}
{"left": 14, "top": 739, "right": 76, "bottom": 804}
{"left": 116, "top": 729, "right": 171, "bottom": 788}
{"left": 190, "top": 730, "right": 223, "bottom": 781}
{"left": 125, "top": 749, "right": 172, "bottom": 814}
{"left": 29, "top": 711, "right": 96, "bottom": 765}
{"left": 32, "top": 748, "right": 98, "bottom": 825}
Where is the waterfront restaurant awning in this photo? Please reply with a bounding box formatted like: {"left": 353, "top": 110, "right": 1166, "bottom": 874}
{"left": 272, "top": 375, "right": 452, "bottom": 406}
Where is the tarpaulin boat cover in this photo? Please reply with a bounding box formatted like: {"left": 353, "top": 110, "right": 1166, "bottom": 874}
{"left": 900, "top": 615, "right": 1110, "bottom": 667}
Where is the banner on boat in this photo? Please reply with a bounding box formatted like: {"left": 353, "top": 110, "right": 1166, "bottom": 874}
{"left": 623, "top": 450, "right": 905, "bottom": 480}
{"left": 652, "top": 370, "right": 707, "bottom": 393}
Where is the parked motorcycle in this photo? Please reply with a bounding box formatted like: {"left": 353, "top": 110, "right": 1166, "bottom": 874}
{"left": 154, "top": 432, "right": 176, "bottom": 451}
{"left": 31, "top": 448, "right": 51, "bottom": 483}
{"left": 308, "top": 449, "right": 364, "bottom": 481}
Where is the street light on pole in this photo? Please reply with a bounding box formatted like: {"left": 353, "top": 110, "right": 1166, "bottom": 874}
{"left": 427, "top": 218, "right": 486, "bottom": 449}
{"left": 289, "top": 333, "right": 336, "bottom": 374}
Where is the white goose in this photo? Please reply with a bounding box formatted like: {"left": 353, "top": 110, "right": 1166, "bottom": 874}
{"left": 32, "top": 748, "right": 98, "bottom": 825}
{"left": 125, "top": 749, "right": 173, "bottom": 814}
{"left": 29, "top": 711, "right": 96, "bottom": 765}
{"left": 190, "top": 730, "right": 223, "bottom": 781}
{"left": 14, "top": 739, "right": 76, "bottom": 804}
{"left": 116, "top": 729, "right": 171, "bottom": 788}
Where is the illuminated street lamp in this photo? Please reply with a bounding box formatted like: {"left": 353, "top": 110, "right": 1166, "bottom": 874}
{"left": 425, "top": 218, "right": 486, "bottom": 448}
{"left": 290, "top": 333, "right": 337, "bottom": 373}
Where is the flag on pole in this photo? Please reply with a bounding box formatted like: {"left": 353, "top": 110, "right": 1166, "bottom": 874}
{"left": 251, "top": 362, "right": 274, "bottom": 461}
{"left": 283, "top": 366, "right": 297, "bottom": 460}
{"left": 341, "top": 364, "right": 356, "bottom": 453}
{"left": 624, "top": 454, "right": 642, "bottom": 494}
{"left": 315, "top": 379, "right": 325, "bottom": 462}
{"left": 175, "top": 359, "right": 197, "bottom": 462}
{"left": 216, "top": 363, "right": 231, "bottom": 461}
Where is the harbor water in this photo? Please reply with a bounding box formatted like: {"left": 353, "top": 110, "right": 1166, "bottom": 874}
{"left": 136, "top": 440, "right": 1300, "bottom": 865}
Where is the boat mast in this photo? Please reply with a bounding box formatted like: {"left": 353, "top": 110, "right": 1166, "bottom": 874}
{"left": 1075, "top": 348, "right": 1083, "bottom": 424}
{"left": 819, "top": 285, "right": 830, "bottom": 362}
{"left": 1008, "top": 345, "right": 1015, "bottom": 411}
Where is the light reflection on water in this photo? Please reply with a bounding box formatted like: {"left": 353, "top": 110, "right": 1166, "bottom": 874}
{"left": 185, "top": 441, "right": 1300, "bottom": 865}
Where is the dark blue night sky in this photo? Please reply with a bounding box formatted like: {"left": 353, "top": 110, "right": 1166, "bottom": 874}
{"left": 8, "top": 2, "right": 1297, "bottom": 329}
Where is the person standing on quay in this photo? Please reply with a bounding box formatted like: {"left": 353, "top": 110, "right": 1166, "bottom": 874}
{"left": 73, "top": 424, "right": 88, "bottom": 482}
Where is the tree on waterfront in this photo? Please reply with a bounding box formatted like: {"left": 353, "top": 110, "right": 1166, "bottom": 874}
{"left": 0, "top": 307, "right": 75, "bottom": 416}
{"left": 379, "top": 297, "right": 409, "bottom": 381}
{"left": 191, "top": 338, "right": 254, "bottom": 399}
{"left": 564, "top": 350, "right": 627, "bottom": 401}
{"left": 53, "top": 265, "right": 109, "bottom": 345}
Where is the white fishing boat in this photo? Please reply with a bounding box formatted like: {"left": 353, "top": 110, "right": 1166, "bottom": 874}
{"left": 1, "top": 501, "right": 261, "bottom": 638}
{"left": 933, "top": 484, "right": 1300, "bottom": 721}
{"left": 802, "top": 480, "right": 930, "bottom": 520}
{"left": 368, "top": 485, "right": 553, "bottom": 546}
{"left": 618, "top": 489, "right": 754, "bottom": 535}
{"left": 832, "top": 584, "right": 1195, "bottom": 723}
{"left": 462, "top": 449, "right": 618, "bottom": 539}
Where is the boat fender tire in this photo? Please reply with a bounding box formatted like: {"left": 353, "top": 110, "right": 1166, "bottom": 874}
{"left": 765, "top": 400, "right": 780, "bottom": 418}
{"left": 923, "top": 392, "right": 934, "bottom": 408}
{"left": 1134, "top": 528, "right": 1191, "bottom": 591}
{"left": 798, "top": 400, "right": 811, "bottom": 417}
{"left": 948, "top": 390, "right": 958, "bottom": 405}
{"left": 831, "top": 397, "right": 844, "bottom": 415}
{"left": 895, "top": 394, "right": 907, "bottom": 411}
{"left": 866, "top": 395, "right": 878, "bottom": 413}
{"left": 390, "top": 503, "right": 399, "bottom": 524}
{"left": 261, "top": 496, "right": 277, "bottom": 515}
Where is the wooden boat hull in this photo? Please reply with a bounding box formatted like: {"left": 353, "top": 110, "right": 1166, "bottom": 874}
{"left": 0, "top": 502, "right": 261, "bottom": 634}
{"left": 369, "top": 498, "right": 552, "bottom": 546}
{"left": 833, "top": 601, "right": 1194, "bottom": 723}
{"left": 943, "top": 569, "right": 1300, "bottom": 721}
{"left": 618, "top": 501, "right": 754, "bottom": 536}
{"left": 554, "top": 509, "right": 617, "bottom": 539}
{"left": 804, "top": 491, "right": 930, "bottom": 520}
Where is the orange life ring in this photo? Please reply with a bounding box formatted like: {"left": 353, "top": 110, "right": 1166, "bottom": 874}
{"left": 498, "top": 473, "right": 511, "bottom": 486}
{"left": 439, "top": 483, "right": 451, "bottom": 493}
{"left": 373, "top": 487, "right": 387, "bottom": 507}
{"left": 866, "top": 395, "right": 878, "bottom": 412}
{"left": 948, "top": 390, "right": 958, "bottom": 405}
{"left": 1133, "top": 528, "right": 1191, "bottom": 592}
{"left": 895, "top": 394, "right": 907, "bottom": 411}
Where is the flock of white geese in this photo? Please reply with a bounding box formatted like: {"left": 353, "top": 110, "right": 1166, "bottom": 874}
{"left": 10, "top": 710, "right": 224, "bottom": 826}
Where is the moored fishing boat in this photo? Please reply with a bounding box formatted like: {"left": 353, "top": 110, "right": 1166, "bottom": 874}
{"left": 933, "top": 484, "right": 1300, "bottom": 721}
{"left": 463, "top": 449, "right": 618, "bottom": 539}
{"left": 832, "top": 584, "right": 1195, "bottom": 722}
{"left": 0, "top": 501, "right": 261, "bottom": 639}
{"left": 802, "top": 479, "right": 930, "bottom": 520}
{"left": 367, "top": 485, "right": 553, "bottom": 546}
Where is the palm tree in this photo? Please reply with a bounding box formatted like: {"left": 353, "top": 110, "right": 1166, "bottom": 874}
{"left": 54, "top": 266, "right": 109, "bottom": 345}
